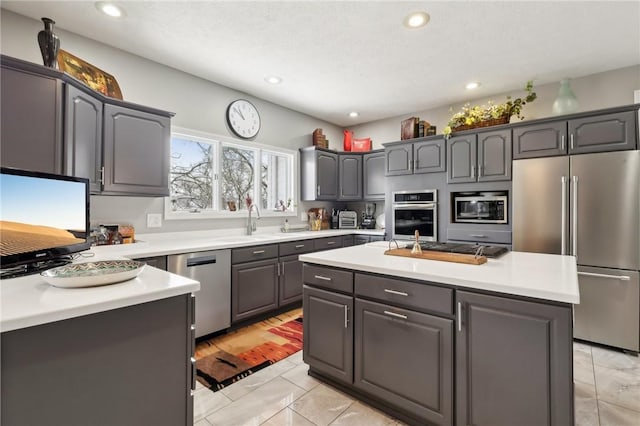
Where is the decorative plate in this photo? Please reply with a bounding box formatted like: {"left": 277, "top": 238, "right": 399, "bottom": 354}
{"left": 41, "top": 260, "right": 145, "bottom": 288}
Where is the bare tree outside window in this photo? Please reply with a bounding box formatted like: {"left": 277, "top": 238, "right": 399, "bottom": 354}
{"left": 170, "top": 138, "right": 213, "bottom": 212}
{"left": 221, "top": 146, "right": 255, "bottom": 210}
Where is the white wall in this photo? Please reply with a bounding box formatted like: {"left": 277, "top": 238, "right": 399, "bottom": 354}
{"left": 349, "top": 66, "right": 640, "bottom": 148}
{"left": 2, "top": 10, "right": 639, "bottom": 234}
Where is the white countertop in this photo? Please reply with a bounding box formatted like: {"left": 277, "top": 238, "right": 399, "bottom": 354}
{"left": 299, "top": 242, "right": 580, "bottom": 304}
{"left": 1, "top": 228, "right": 382, "bottom": 332}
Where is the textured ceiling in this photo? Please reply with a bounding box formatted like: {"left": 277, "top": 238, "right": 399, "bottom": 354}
{"left": 2, "top": 1, "right": 639, "bottom": 126}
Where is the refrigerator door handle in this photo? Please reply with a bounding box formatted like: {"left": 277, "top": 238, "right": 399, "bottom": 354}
{"left": 578, "top": 272, "right": 631, "bottom": 281}
{"left": 561, "top": 176, "right": 568, "bottom": 255}
{"left": 572, "top": 175, "right": 579, "bottom": 257}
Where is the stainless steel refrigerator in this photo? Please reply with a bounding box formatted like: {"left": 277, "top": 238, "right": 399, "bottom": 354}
{"left": 513, "top": 150, "right": 640, "bottom": 352}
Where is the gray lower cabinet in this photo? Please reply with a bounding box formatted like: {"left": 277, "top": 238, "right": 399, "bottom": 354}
{"left": 1, "top": 295, "right": 194, "bottom": 426}
{"left": 363, "top": 150, "right": 386, "bottom": 200}
{"left": 303, "top": 284, "right": 353, "bottom": 384}
{"left": 134, "top": 255, "right": 167, "bottom": 271}
{"left": 456, "top": 290, "right": 573, "bottom": 426}
{"left": 231, "top": 257, "right": 279, "bottom": 323}
{"left": 354, "top": 298, "right": 453, "bottom": 426}
{"left": 300, "top": 147, "right": 338, "bottom": 200}
{"left": 384, "top": 138, "right": 446, "bottom": 176}
{"left": 447, "top": 130, "right": 511, "bottom": 183}
{"left": 65, "top": 84, "right": 103, "bottom": 193}
{"left": 1, "top": 60, "right": 63, "bottom": 174}
{"left": 103, "top": 104, "right": 171, "bottom": 196}
{"left": 342, "top": 235, "right": 355, "bottom": 247}
{"left": 339, "top": 154, "right": 363, "bottom": 200}
{"left": 279, "top": 254, "right": 304, "bottom": 305}
{"left": 354, "top": 235, "right": 370, "bottom": 245}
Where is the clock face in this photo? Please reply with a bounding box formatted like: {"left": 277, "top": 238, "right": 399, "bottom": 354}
{"left": 226, "top": 99, "right": 261, "bottom": 139}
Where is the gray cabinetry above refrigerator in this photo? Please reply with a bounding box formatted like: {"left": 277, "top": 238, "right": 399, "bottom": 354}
{"left": 513, "top": 108, "right": 637, "bottom": 159}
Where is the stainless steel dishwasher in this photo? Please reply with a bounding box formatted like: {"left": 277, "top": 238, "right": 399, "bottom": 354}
{"left": 168, "top": 249, "right": 231, "bottom": 338}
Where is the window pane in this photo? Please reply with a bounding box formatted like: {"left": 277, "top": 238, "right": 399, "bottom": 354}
{"left": 169, "top": 137, "right": 214, "bottom": 212}
{"left": 261, "top": 151, "right": 292, "bottom": 211}
{"left": 221, "top": 146, "right": 255, "bottom": 210}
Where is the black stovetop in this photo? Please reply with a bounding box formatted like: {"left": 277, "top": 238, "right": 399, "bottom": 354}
{"left": 404, "top": 241, "right": 509, "bottom": 258}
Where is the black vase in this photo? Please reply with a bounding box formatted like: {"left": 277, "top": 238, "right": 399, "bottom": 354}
{"left": 37, "top": 17, "right": 60, "bottom": 68}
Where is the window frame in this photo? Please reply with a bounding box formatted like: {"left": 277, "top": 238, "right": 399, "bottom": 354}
{"left": 165, "top": 127, "right": 298, "bottom": 220}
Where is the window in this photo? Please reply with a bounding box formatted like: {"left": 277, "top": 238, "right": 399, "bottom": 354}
{"left": 166, "top": 128, "right": 296, "bottom": 219}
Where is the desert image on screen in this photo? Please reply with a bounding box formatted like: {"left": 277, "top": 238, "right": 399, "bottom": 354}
{"left": 0, "top": 173, "right": 86, "bottom": 258}
{"left": 0, "top": 221, "right": 85, "bottom": 256}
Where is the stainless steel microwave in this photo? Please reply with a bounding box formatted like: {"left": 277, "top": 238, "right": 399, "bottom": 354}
{"left": 454, "top": 193, "right": 508, "bottom": 224}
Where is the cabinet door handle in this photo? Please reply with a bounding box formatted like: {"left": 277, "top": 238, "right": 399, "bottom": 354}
{"left": 384, "top": 310, "right": 408, "bottom": 320}
{"left": 570, "top": 134, "right": 575, "bottom": 150}
{"left": 478, "top": 165, "right": 484, "bottom": 177}
{"left": 384, "top": 289, "right": 409, "bottom": 296}
{"left": 277, "top": 262, "right": 281, "bottom": 276}
{"left": 317, "top": 185, "right": 320, "bottom": 196}
{"left": 457, "top": 302, "right": 463, "bottom": 332}
{"left": 314, "top": 275, "right": 332, "bottom": 281}
{"left": 469, "top": 234, "right": 487, "bottom": 238}
{"left": 281, "top": 262, "right": 285, "bottom": 275}
{"left": 560, "top": 135, "right": 565, "bottom": 151}
{"left": 578, "top": 272, "right": 631, "bottom": 281}
{"left": 252, "top": 250, "right": 265, "bottom": 254}
{"left": 344, "top": 305, "right": 349, "bottom": 328}
{"left": 471, "top": 165, "right": 475, "bottom": 178}
{"left": 99, "top": 166, "right": 105, "bottom": 185}
{"left": 327, "top": 241, "right": 336, "bottom": 245}
{"left": 295, "top": 244, "right": 305, "bottom": 249}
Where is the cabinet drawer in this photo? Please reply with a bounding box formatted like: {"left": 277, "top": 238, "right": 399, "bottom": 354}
{"left": 279, "top": 240, "right": 315, "bottom": 256}
{"left": 355, "top": 273, "right": 453, "bottom": 316}
{"left": 231, "top": 244, "right": 278, "bottom": 264}
{"left": 314, "top": 236, "right": 343, "bottom": 251}
{"left": 303, "top": 264, "right": 353, "bottom": 293}
{"left": 354, "top": 235, "right": 369, "bottom": 245}
{"left": 447, "top": 228, "right": 512, "bottom": 244}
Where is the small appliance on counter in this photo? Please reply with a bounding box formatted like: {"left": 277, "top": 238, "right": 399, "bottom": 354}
{"left": 361, "top": 202, "right": 376, "bottom": 229}
{"left": 338, "top": 210, "right": 358, "bottom": 229}
{"left": 330, "top": 208, "right": 339, "bottom": 229}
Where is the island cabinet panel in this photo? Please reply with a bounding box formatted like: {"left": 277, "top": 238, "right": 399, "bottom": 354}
{"left": 0, "top": 64, "right": 63, "bottom": 174}
{"left": 279, "top": 254, "right": 304, "bottom": 305}
{"left": 303, "top": 285, "right": 353, "bottom": 384}
{"left": 1, "top": 295, "right": 193, "bottom": 426}
{"left": 354, "top": 298, "right": 453, "bottom": 426}
{"left": 455, "top": 291, "right": 573, "bottom": 426}
{"left": 231, "top": 258, "right": 279, "bottom": 323}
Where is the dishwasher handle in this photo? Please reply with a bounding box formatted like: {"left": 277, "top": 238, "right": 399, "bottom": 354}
{"left": 186, "top": 255, "right": 217, "bottom": 267}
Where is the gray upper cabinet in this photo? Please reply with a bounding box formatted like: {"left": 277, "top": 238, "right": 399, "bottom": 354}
{"left": 300, "top": 147, "right": 338, "bottom": 200}
{"left": 513, "top": 109, "right": 637, "bottom": 159}
{"left": 65, "top": 84, "right": 103, "bottom": 193}
{"left": 385, "top": 138, "right": 446, "bottom": 176}
{"left": 569, "top": 110, "right": 637, "bottom": 154}
{"left": 447, "top": 129, "right": 511, "bottom": 183}
{"left": 456, "top": 291, "right": 573, "bottom": 426}
{"left": 1, "top": 61, "right": 63, "bottom": 174}
{"left": 513, "top": 121, "right": 567, "bottom": 159}
{"left": 103, "top": 104, "right": 171, "bottom": 196}
{"left": 338, "top": 154, "right": 362, "bottom": 200}
{"left": 362, "top": 150, "right": 385, "bottom": 200}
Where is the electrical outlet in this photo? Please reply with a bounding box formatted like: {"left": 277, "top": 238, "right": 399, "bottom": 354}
{"left": 147, "top": 213, "right": 162, "bottom": 228}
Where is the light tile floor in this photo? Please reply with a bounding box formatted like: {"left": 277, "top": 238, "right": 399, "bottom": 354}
{"left": 194, "top": 341, "right": 640, "bottom": 426}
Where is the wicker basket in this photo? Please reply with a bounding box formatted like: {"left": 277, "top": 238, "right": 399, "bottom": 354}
{"left": 451, "top": 115, "right": 510, "bottom": 132}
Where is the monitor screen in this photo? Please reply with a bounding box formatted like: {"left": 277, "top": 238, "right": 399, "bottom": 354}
{"left": 0, "top": 167, "right": 90, "bottom": 274}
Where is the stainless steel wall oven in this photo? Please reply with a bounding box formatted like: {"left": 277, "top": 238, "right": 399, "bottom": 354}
{"left": 392, "top": 190, "right": 437, "bottom": 241}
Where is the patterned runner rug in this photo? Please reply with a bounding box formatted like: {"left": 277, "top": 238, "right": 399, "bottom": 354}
{"left": 194, "top": 308, "right": 303, "bottom": 392}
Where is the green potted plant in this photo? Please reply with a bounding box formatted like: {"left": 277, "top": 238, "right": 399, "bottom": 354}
{"left": 443, "top": 81, "right": 536, "bottom": 136}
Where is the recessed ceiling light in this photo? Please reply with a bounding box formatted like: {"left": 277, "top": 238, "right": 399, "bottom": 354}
{"left": 264, "top": 75, "right": 282, "bottom": 84}
{"left": 466, "top": 82, "right": 481, "bottom": 90}
{"left": 349, "top": 112, "right": 359, "bottom": 118}
{"left": 403, "top": 12, "right": 430, "bottom": 28}
{"left": 95, "top": 2, "right": 125, "bottom": 18}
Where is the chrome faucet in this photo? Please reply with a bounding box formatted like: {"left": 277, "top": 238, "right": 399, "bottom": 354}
{"left": 247, "top": 203, "right": 260, "bottom": 235}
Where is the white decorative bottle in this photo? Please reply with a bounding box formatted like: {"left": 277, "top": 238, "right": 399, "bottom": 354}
{"left": 552, "top": 78, "right": 579, "bottom": 115}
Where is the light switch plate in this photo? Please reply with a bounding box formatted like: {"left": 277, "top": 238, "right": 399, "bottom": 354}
{"left": 147, "top": 213, "right": 162, "bottom": 228}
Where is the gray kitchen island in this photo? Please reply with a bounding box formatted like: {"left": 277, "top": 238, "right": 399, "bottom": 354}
{"left": 300, "top": 242, "right": 579, "bottom": 426}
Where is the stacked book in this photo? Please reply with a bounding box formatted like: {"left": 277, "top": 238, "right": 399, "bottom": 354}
{"left": 312, "top": 128, "right": 328, "bottom": 148}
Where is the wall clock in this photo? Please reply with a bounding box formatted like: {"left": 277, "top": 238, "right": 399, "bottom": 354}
{"left": 226, "top": 99, "right": 261, "bottom": 139}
